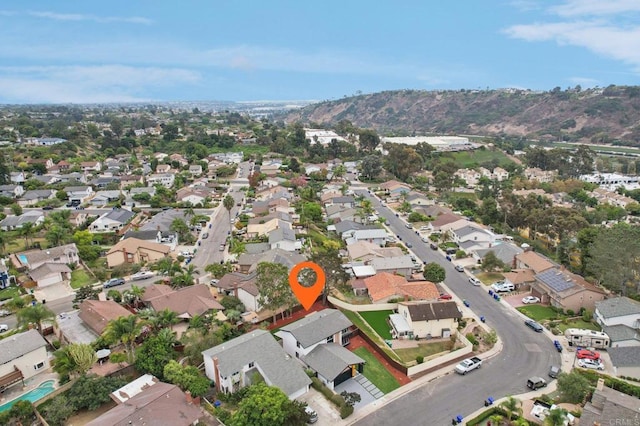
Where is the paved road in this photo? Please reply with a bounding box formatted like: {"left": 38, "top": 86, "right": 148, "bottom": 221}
{"left": 352, "top": 190, "right": 561, "bottom": 426}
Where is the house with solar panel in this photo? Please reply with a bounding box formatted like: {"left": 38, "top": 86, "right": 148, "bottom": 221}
{"left": 530, "top": 268, "right": 606, "bottom": 312}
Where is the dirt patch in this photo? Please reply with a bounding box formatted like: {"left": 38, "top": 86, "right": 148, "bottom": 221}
{"left": 65, "top": 400, "right": 117, "bottom": 425}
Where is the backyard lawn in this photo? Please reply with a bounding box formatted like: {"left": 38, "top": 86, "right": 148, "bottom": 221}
{"left": 517, "top": 305, "right": 560, "bottom": 321}
{"left": 556, "top": 319, "right": 601, "bottom": 333}
{"left": 360, "top": 310, "right": 393, "bottom": 340}
{"left": 395, "top": 340, "right": 452, "bottom": 364}
{"left": 70, "top": 269, "right": 95, "bottom": 289}
{"left": 353, "top": 347, "right": 401, "bottom": 394}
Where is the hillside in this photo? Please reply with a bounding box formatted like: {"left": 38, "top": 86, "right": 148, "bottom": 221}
{"left": 283, "top": 86, "right": 640, "bottom": 146}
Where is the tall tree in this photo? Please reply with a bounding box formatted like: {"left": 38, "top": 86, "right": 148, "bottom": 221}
{"left": 16, "top": 304, "right": 55, "bottom": 335}
{"left": 223, "top": 194, "right": 235, "bottom": 232}
{"left": 360, "top": 155, "right": 382, "bottom": 180}
{"left": 358, "top": 129, "right": 380, "bottom": 152}
{"left": 103, "top": 315, "right": 144, "bottom": 363}
{"left": 423, "top": 262, "right": 446, "bottom": 283}
{"left": 310, "top": 248, "right": 349, "bottom": 305}
{"left": 256, "top": 262, "right": 292, "bottom": 322}
{"left": 229, "top": 383, "right": 306, "bottom": 426}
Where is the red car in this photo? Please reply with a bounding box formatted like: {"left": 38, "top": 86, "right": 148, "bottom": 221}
{"left": 576, "top": 349, "right": 600, "bottom": 360}
{"left": 439, "top": 293, "right": 453, "bottom": 300}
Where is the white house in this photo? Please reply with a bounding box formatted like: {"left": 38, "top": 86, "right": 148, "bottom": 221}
{"left": 595, "top": 297, "right": 640, "bottom": 328}
{"left": 451, "top": 225, "right": 495, "bottom": 245}
{"left": 343, "top": 229, "right": 388, "bottom": 246}
{"left": 0, "top": 210, "right": 45, "bottom": 231}
{"left": 392, "top": 301, "right": 462, "bottom": 339}
{"left": 64, "top": 186, "right": 95, "bottom": 204}
{"left": 90, "top": 209, "right": 135, "bottom": 233}
{"left": 268, "top": 227, "right": 301, "bottom": 252}
{"left": 0, "top": 329, "right": 50, "bottom": 389}
{"left": 202, "top": 330, "right": 311, "bottom": 399}
{"left": 0, "top": 184, "right": 24, "bottom": 198}
{"left": 146, "top": 173, "right": 175, "bottom": 188}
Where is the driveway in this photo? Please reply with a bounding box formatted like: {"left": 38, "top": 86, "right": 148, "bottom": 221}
{"left": 334, "top": 376, "right": 379, "bottom": 410}
{"left": 297, "top": 388, "right": 341, "bottom": 426}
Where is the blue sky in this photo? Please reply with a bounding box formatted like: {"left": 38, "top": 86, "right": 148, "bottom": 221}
{"left": 0, "top": 0, "right": 639, "bottom": 103}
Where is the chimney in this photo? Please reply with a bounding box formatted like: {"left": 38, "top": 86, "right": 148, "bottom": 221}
{"left": 213, "top": 357, "right": 221, "bottom": 393}
{"left": 185, "top": 390, "right": 193, "bottom": 404}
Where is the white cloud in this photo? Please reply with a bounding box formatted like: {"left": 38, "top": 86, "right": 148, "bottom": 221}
{"left": 26, "top": 10, "right": 153, "bottom": 25}
{"left": 0, "top": 65, "right": 200, "bottom": 103}
{"left": 550, "top": 0, "right": 640, "bottom": 17}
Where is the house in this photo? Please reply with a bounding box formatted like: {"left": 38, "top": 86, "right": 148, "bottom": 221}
{"left": 323, "top": 195, "right": 356, "bottom": 208}
{"left": 10, "top": 243, "right": 80, "bottom": 271}
{"left": 0, "top": 329, "right": 50, "bottom": 391}
{"left": 90, "top": 190, "right": 122, "bottom": 206}
{"left": 502, "top": 269, "right": 537, "bottom": 291}
{"left": 492, "top": 167, "right": 509, "bottom": 181}
{"left": 362, "top": 272, "right": 440, "bottom": 303}
{"left": 156, "top": 164, "right": 172, "bottom": 174}
{"left": 595, "top": 297, "right": 640, "bottom": 328}
{"left": 330, "top": 220, "right": 377, "bottom": 236}
{"left": 514, "top": 251, "right": 556, "bottom": 274}
{"left": 369, "top": 255, "right": 415, "bottom": 277}
{"left": 343, "top": 229, "right": 388, "bottom": 246}
{"left": 379, "top": 180, "right": 411, "bottom": 198}
{"left": 202, "top": 329, "right": 311, "bottom": 399}
{"left": 79, "top": 299, "right": 133, "bottom": 336}
{"left": 80, "top": 161, "right": 102, "bottom": 172}
{"left": 326, "top": 205, "right": 358, "bottom": 223}
{"left": 451, "top": 225, "right": 495, "bottom": 246}
{"left": 188, "top": 165, "right": 203, "bottom": 176}
{"left": 406, "top": 191, "right": 433, "bottom": 207}
{"left": 28, "top": 263, "right": 72, "bottom": 288}
{"left": 106, "top": 237, "right": 172, "bottom": 268}
{"left": 259, "top": 163, "right": 281, "bottom": 177}
{"left": 10, "top": 171, "right": 25, "bottom": 184}
{"left": 247, "top": 218, "right": 290, "bottom": 238}
{"left": 18, "top": 189, "right": 55, "bottom": 207}
{"left": 428, "top": 213, "right": 466, "bottom": 233}
{"left": 607, "top": 347, "right": 640, "bottom": 378}
{"left": 0, "top": 210, "right": 45, "bottom": 231}
{"left": 603, "top": 325, "right": 640, "bottom": 348}
{"left": 86, "top": 379, "right": 203, "bottom": 426}
{"left": 90, "top": 208, "right": 135, "bottom": 233}
{"left": 169, "top": 153, "right": 188, "bottom": 167}
{"left": 214, "top": 272, "right": 261, "bottom": 312}
{"left": 142, "top": 284, "right": 223, "bottom": 319}
{"left": 473, "top": 243, "right": 524, "bottom": 267}
{"left": 176, "top": 187, "right": 209, "bottom": 206}
{"left": 32, "top": 175, "right": 60, "bottom": 185}
{"left": 122, "top": 230, "right": 178, "bottom": 246}
{"left": 391, "top": 301, "right": 461, "bottom": 339}
{"left": 531, "top": 268, "right": 606, "bottom": 312}
{"left": 524, "top": 167, "right": 556, "bottom": 183}
{"left": 268, "top": 227, "right": 301, "bottom": 252}
{"left": 119, "top": 174, "right": 144, "bottom": 189}
{"left": 91, "top": 176, "right": 121, "bottom": 189}
{"left": 0, "top": 184, "right": 24, "bottom": 198}
{"left": 146, "top": 173, "right": 175, "bottom": 188}
{"left": 581, "top": 381, "right": 640, "bottom": 425}
{"left": 455, "top": 169, "right": 482, "bottom": 188}
{"left": 237, "top": 248, "right": 305, "bottom": 274}
{"left": 64, "top": 185, "right": 94, "bottom": 204}
{"left": 276, "top": 309, "right": 363, "bottom": 390}
{"left": 347, "top": 241, "right": 403, "bottom": 263}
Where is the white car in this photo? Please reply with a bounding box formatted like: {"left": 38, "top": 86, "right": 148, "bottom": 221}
{"left": 491, "top": 282, "right": 515, "bottom": 293}
{"left": 578, "top": 358, "right": 604, "bottom": 370}
{"left": 0, "top": 324, "right": 8, "bottom": 333}
{"left": 469, "top": 277, "right": 482, "bottom": 286}
{"left": 130, "top": 270, "right": 155, "bottom": 281}
{"left": 522, "top": 296, "right": 541, "bottom": 304}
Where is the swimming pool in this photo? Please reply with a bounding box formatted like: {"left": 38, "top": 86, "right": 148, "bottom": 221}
{"left": 0, "top": 379, "right": 57, "bottom": 413}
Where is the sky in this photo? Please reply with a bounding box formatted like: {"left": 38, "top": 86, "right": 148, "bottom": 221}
{"left": 0, "top": 0, "right": 639, "bottom": 104}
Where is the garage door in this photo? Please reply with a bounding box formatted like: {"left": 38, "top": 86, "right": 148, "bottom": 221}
{"left": 333, "top": 369, "right": 353, "bottom": 387}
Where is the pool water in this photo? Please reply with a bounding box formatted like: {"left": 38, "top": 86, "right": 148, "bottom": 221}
{"left": 0, "top": 379, "right": 56, "bottom": 413}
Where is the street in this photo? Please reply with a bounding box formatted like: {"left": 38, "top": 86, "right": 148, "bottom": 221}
{"left": 352, "top": 189, "right": 561, "bottom": 425}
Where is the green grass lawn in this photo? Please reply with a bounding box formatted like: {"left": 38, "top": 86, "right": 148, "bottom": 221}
{"left": 446, "top": 149, "right": 514, "bottom": 168}
{"left": 556, "top": 319, "right": 601, "bottom": 333}
{"left": 70, "top": 269, "right": 95, "bottom": 289}
{"left": 0, "top": 286, "right": 21, "bottom": 301}
{"left": 341, "top": 310, "right": 402, "bottom": 363}
{"left": 360, "top": 310, "right": 393, "bottom": 340}
{"left": 474, "top": 272, "right": 504, "bottom": 284}
{"left": 394, "top": 340, "right": 452, "bottom": 364}
{"left": 517, "top": 305, "right": 560, "bottom": 321}
{"left": 353, "top": 347, "right": 401, "bottom": 394}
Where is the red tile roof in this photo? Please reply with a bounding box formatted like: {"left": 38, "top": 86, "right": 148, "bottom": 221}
{"left": 363, "top": 273, "right": 440, "bottom": 302}
{"left": 144, "top": 284, "right": 224, "bottom": 318}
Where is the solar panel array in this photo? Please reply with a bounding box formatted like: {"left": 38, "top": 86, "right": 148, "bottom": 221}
{"left": 537, "top": 269, "right": 575, "bottom": 292}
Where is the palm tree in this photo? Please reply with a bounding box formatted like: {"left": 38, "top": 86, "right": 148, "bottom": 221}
{"left": 223, "top": 194, "right": 235, "bottom": 232}
{"left": 500, "top": 396, "right": 522, "bottom": 424}
{"left": 488, "top": 414, "right": 504, "bottom": 426}
{"left": 188, "top": 314, "right": 212, "bottom": 335}
{"left": 123, "top": 285, "right": 144, "bottom": 308}
{"left": 0, "top": 233, "right": 6, "bottom": 255}
{"left": 21, "top": 222, "right": 35, "bottom": 248}
{"left": 544, "top": 408, "right": 568, "bottom": 426}
{"left": 16, "top": 304, "right": 55, "bottom": 335}
{"left": 156, "top": 327, "right": 178, "bottom": 347}
{"left": 45, "top": 225, "right": 67, "bottom": 247}
{"left": 102, "top": 315, "right": 144, "bottom": 363}
{"left": 156, "top": 308, "right": 179, "bottom": 331}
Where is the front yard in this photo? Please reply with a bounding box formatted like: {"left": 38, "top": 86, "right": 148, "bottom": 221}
{"left": 517, "top": 305, "right": 558, "bottom": 321}
{"left": 70, "top": 268, "right": 95, "bottom": 289}
{"left": 517, "top": 306, "right": 601, "bottom": 333}
{"left": 473, "top": 272, "right": 504, "bottom": 284}
{"left": 360, "top": 310, "right": 393, "bottom": 340}
{"left": 352, "top": 347, "right": 401, "bottom": 394}
{"left": 394, "top": 340, "right": 452, "bottom": 364}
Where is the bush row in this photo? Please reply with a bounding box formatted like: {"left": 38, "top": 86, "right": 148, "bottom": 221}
{"left": 310, "top": 377, "right": 353, "bottom": 419}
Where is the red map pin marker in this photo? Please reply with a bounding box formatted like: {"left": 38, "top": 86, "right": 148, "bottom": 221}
{"left": 289, "top": 261, "right": 325, "bottom": 310}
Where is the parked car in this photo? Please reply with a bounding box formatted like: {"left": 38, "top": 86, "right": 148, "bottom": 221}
{"left": 405, "top": 223, "right": 412, "bottom": 229}
{"left": 406, "top": 242, "right": 413, "bottom": 248}
{"left": 525, "top": 319, "right": 544, "bottom": 332}
{"left": 103, "top": 278, "right": 125, "bottom": 288}
{"left": 576, "top": 349, "right": 600, "bottom": 360}
{"left": 527, "top": 377, "right": 547, "bottom": 390}
{"left": 305, "top": 406, "right": 318, "bottom": 424}
{"left": 210, "top": 279, "right": 219, "bottom": 285}
{"left": 454, "top": 265, "right": 465, "bottom": 272}
{"left": 130, "top": 271, "right": 154, "bottom": 281}
{"left": 0, "top": 324, "right": 8, "bottom": 332}
{"left": 578, "top": 358, "right": 604, "bottom": 370}
{"left": 439, "top": 293, "right": 453, "bottom": 300}
{"left": 522, "top": 296, "right": 541, "bottom": 304}
{"left": 491, "top": 282, "right": 515, "bottom": 293}
{"left": 469, "top": 277, "right": 482, "bottom": 286}
{"left": 219, "top": 244, "right": 225, "bottom": 251}
{"left": 0, "top": 309, "right": 10, "bottom": 317}
{"left": 202, "top": 232, "right": 209, "bottom": 239}
{"left": 430, "top": 243, "right": 438, "bottom": 250}
{"left": 548, "top": 365, "right": 561, "bottom": 379}
{"left": 421, "top": 237, "right": 429, "bottom": 243}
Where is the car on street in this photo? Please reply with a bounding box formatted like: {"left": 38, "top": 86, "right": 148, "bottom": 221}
{"left": 578, "top": 358, "right": 604, "bottom": 370}
{"left": 202, "top": 232, "right": 209, "bottom": 239}
{"left": 430, "top": 243, "right": 438, "bottom": 250}
{"left": 130, "top": 271, "right": 154, "bottom": 281}
{"left": 405, "top": 223, "right": 412, "bottom": 229}
{"left": 491, "top": 282, "right": 515, "bottom": 293}
{"left": 439, "top": 293, "right": 453, "bottom": 300}
{"left": 103, "top": 278, "right": 125, "bottom": 288}
{"left": 0, "top": 324, "right": 8, "bottom": 332}
{"left": 548, "top": 365, "right": 561, "bottom": 378}
{"left": 527, "top": 377, "right": 547, "bottom": 390}
{"left": 469, "top": 277, "right": 482, "bottom": 286}
{"left": 219, "top": 244, "right": 225, "bottom": 251}
{"left": 421, "top": 236, "right": 429, "bottom": 243}
{"left": 406, "top": 242, "right": 413, "bottom": 248}
{"left": 522, "top": 296, "right": 541, "bottom": 304}
{"left": 454, "top": 265, "right": 464, "bottom": 272}
{"left": 525, "top": 319, "right": 544, "bottom": 332}
{"left": 0, "top": 309, "right": 10, "bottom": 317}
{"left": 576, "top": 349, "right": 600, "bottom": 360}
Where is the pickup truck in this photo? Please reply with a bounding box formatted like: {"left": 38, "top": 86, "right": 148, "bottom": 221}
{"left": 454, "top": 356, "right": 483, "bottom": 375}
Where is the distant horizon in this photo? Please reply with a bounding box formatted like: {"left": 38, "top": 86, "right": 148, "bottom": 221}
{"left": 0, "top": 1, "right": 638, "bottom": 104}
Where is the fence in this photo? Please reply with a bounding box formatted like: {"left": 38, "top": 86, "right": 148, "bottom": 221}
{"left": 406, "top": 334, "right": 473, "bottom": 376}
{"left": 355, "top": 328, "right": 409, "bottom": 375}
{"left": 328, "top": 296, "right": 398, "bottom": 312}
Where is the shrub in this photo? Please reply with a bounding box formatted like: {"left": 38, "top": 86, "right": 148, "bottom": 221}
{"left": 566, "top": 309, "right": 575, "bottom": 316}
{"left": 416, "top": 356, "right": 424, "bottom": 364}
{"left": 109, "top": 352, "right": 127, "bottom": 363}
{"left": 466, "top": 333, "right": 479, "bottom": 346}
{"left": 43, "top": 395, "right": 76, "bottom": 426}
{"left": 340, "top": 404, "right": 354, "bottom": 419}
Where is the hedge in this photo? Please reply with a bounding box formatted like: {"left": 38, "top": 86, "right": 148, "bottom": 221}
{"left": 310, "top": 377, "right": 352, "bottom": 419}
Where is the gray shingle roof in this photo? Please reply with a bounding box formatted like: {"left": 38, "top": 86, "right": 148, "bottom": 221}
{"left": 455, "top": 225, "right": 489, "bottom": 239}
{"left": 603, "top": 324, "right": 640, "bottom": 343}
{"left": 279, "top": 309, "right": 353, "bottom": 348}
{"left": 333, "top": 220, "right": 374, "bottom": 235}
{"left": 103, "top": 208, "right": 135, "bottom": 223}
{"left": 201, "top": 330, "right": 310, "bottom": 397}
{"left": 475, "top": 243, "right": 524, "bottom": 264}
{"left": 596, "top": 297, "right": 640, "bottom": 319}
{"left": 405, "top": 301, "right": 462, "bottom": 321}
{"left": 370, "top": 255, "right": 414, "bottom": 271}
{"left": 302, "top": 344, "right": 365, "bottom": 381}
{"left": 268, "top": 227, "right": 296, "bottom": 244}
{"left": 608, "top": 346, "right": 640, "bottom": 367}
{"left": 535, "top": 268, "right": 576, "bottom": 293}
{"left": 0, "top": 329, "right": 47, "bottom": 365}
